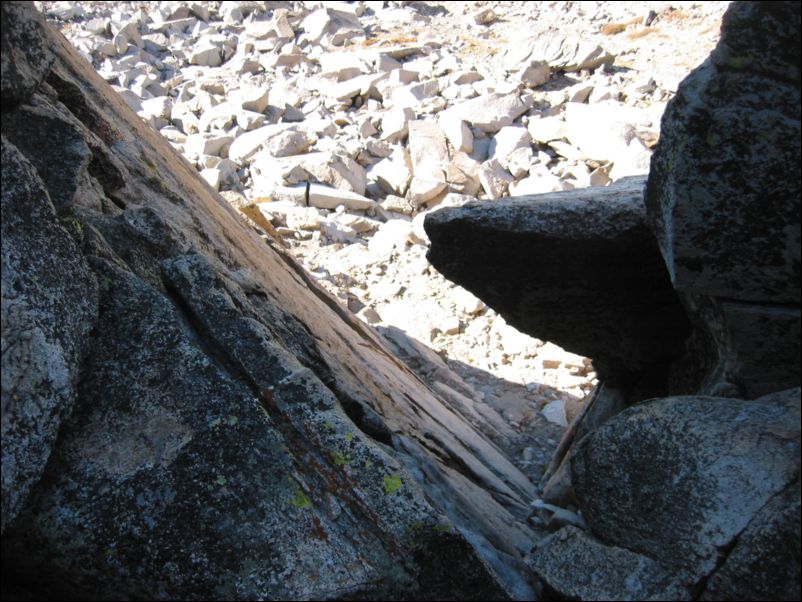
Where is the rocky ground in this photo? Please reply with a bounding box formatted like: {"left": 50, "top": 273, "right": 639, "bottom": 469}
{"left": 38, "top": 0, "right": 730, "bottom": 488}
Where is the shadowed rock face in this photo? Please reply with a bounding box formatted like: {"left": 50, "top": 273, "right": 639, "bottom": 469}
{"left": 1, "top": 134, "right": 98, "bottom": 534}
{"left": 0, "top": 1, "right": 54, "bottom": 110}
{"left": 646, "top": 0, "right": 801, "bottom": 304}
{"left": 529, "top": 387, "right": 801, "bottom": 601}
{"left": 0, "top": 3, "right": 535, "bottom": 599}
{"left": 571, "top": 389, "right": 800, "bottom": 584}
{"left": 426, "top": 2, "right": 801, "bottom": 600}
{"left": 645, "top": 0, "right": 801, "bottom": 398}
{"left": 425, "top": 176, "right": 692, "bottom": 387}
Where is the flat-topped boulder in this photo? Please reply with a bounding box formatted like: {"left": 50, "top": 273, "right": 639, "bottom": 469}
{"left": 425, "top": 176, "right": 690, "bottom": 385}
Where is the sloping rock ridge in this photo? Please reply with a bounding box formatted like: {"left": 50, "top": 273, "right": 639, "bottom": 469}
{"left": 0, "top": 3, "right": 536, "bottom": 599}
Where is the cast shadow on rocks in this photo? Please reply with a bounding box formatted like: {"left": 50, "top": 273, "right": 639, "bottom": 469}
{"left": 375, "top": 324, "right": 581, "bottom": 483}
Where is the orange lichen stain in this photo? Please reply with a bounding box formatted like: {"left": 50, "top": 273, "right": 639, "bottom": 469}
{"left": 601, "top": 23, "right": 627, "bottom": 35}
{"left": 660, "top": 9, "right": 692, "bottom": 23}
{"left": 458, "top": 38, "right": 502, "bottom": 59}
{"left": 626, "top": 27, "right": 660, "bottom": 40}
{"left": 601, "top": 17, "right": 643, "bottom": 35}
{"left": 361, "top": 34, "right": 417, "bottom": 47}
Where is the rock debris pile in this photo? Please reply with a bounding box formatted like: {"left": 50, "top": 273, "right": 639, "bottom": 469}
{"left": 38, "top": 0, "right": 730, "bottom": 477}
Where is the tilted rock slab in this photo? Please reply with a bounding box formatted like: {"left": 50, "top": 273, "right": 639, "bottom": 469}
{"left": 0, "top": 3, "right": 536, "bottom": 599}
{"left": 424, "top": 176, "right": 691, "bottom": 385}
{"left": 502, "top": 30, "right": 614, "bottom": 74}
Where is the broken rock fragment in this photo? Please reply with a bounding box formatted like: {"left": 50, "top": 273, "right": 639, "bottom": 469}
{"left": 441, "top": 92, "right": 528, "bottom": 134}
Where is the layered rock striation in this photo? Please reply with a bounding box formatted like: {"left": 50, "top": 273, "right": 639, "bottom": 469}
{"left": 1, "top": 3, "right": 537, "bottom": 599}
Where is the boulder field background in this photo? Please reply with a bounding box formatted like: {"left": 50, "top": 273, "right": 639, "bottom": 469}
{"left": 1, "top": 1, "right": 800, "bottom": 600}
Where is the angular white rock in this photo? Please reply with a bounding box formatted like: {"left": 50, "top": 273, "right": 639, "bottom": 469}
{"left": 567, "top": 83, "right": 594, "bottom": 104}
{"left": 439, "top": 113, "right": 474, "bottom": 154}
{"left": 388, "top": 79, "right": 440, "bottom": 108}
{"left": 563, "top": 101, "right": 650, "bottom": 161}
{"left": 450, "top": 288, "right": 486, "bottom": 315}
{"left": 472, "top": 7, "right": 498, "bottom": 25}
{"left": 198, "top": 102, "right": 237, "bottom": 132}
{"left": 439, "top": 316, "right": 462, "bottom": 336}
{"left": 608, "top": 138, "right": 652, "bottom": 180}
{"left": 504, "top": 146, "right": 535, "bottom": 179}
{"left": 299, "top": 7, "right": 363, "bottom": 46}
{"left": 478, "top": 159, "right": 514, "bottom": 200}
{"left": 528, "top": 116, "right": 567, "bottom": 144}
{"left": 264, "top": 130, "right": 311, "bottom": 158}
{"left": 235, "top": 110, "right": 266, "bottom": 131}
{"left": 491, "top": 126, "right": 532, "bottom": 163}
{"left": 408, "top": 177, "right": 447, "bottom": 207}
{"left": 388, "top": 69, "right": 419, "bottom": 85}
{"left": 327, "top": 72, "right": 388, "bottom": 102}
{"left": 184, "top": 133, "right": 235, "bottom": 161}
{"left": 519, "top": 60, "right": 551, "bottom": 88}
{"left": 503, "top": 31, "right": 613, "bottom": 73}
{"left": 260, "top": 183, "right": 375, "bottom": 211}
{"left": 307, "top": 184, "right": 375, "bottom": 210}
{"left": 232, "top": 86, "right": 270, "bottom": 113}
{"left": 542, "top": 400, "right": 569, "bottom": 427}
{"left": 319, "top": 51, "right": 369, "bottom": 79}
{"left": 286, "top": 206, "right": 325, "bottom": 231}
{"left": 368, "top": 149, "right": 412, "bottom": 196}
{"left": 407, "top": 120, "right": 449, "bottom": 181}
{"left": 368, "top": 219, "right": 414, "bottom": 257}
{"left": 509, "top": 169, "right": 563, "bottom": 196}
{"left": 381, "top": 194, "right": 413, "bottom": 215}
{"left": 441, "top": 92, "right": 528, "bottom": 133}
{"left": 190, "top": 45, "right": 224, "bottom": 67}
{"left": 228, "top": 124, "right": 298, "bottom": 165}
{"left": 380, "top": 106, "right": 416, "bottom": 143}
{"left": 200, "top": 168, "right": 222, "bottom": 191}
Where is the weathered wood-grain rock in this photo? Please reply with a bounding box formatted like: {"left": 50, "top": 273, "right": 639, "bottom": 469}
{"left": 0, "top": 3, "right": 536, "bottom": 599}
